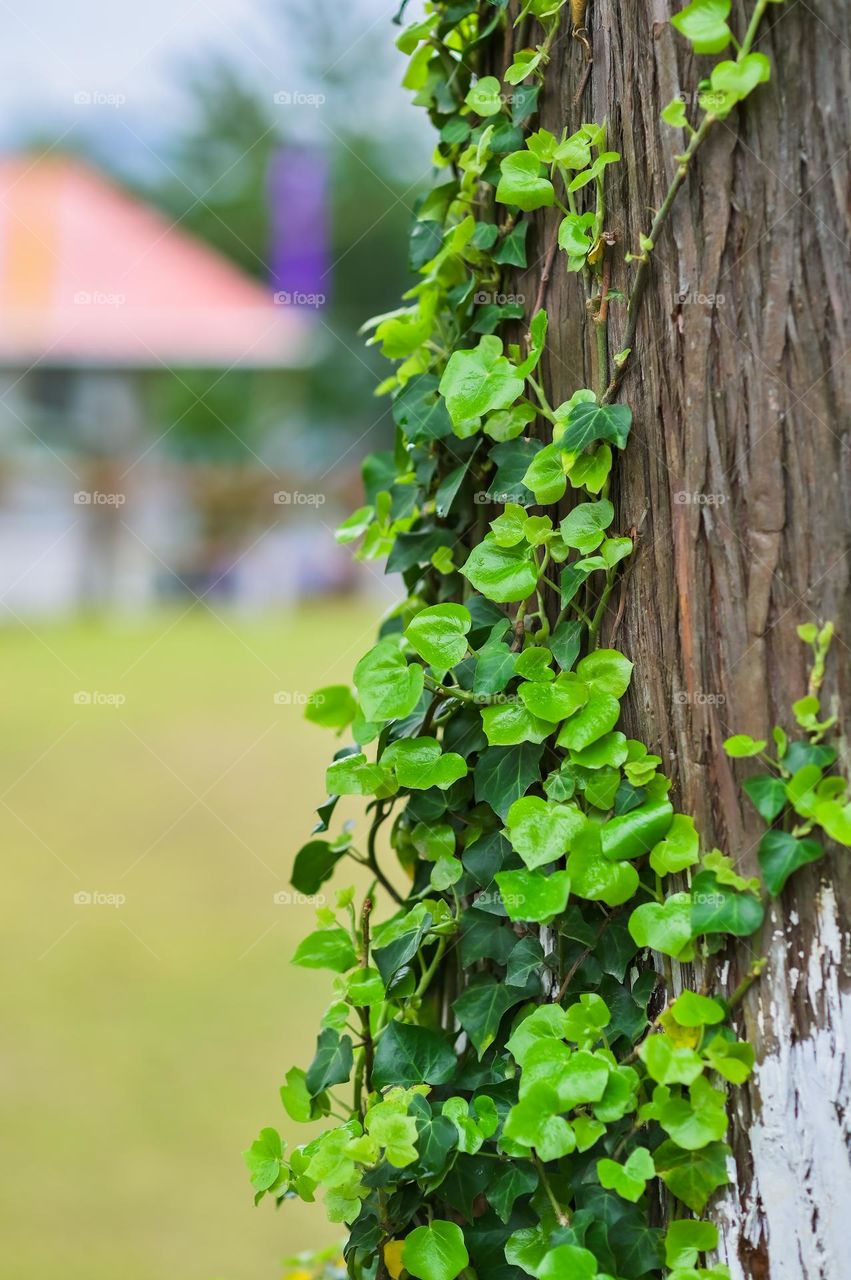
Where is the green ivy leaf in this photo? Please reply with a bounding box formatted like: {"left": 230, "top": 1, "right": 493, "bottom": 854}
{"left": 291, "top": 838, "right": 348, "bottom": 896}
{"left": 503, "top": 1083, "right": 576, "bottom": 1159}
{"left": 664, "top": 1218, "right": 719, "bottom": 1268}
{"left": 305, "top": 1028, "right": 354, "bottom": 1093}
{"left": 402, "top": 1220, "right": 469, "bottom": 1280}
{"left": 560, "top": 401, "right": 633, "bottom": 451}
{"left": 474, "top": 742, "right": 545, "bottom": 819}
{"left": 496, "top": 151, "right": 556, "bottom": 211}
{"left": 326, "top": 752, "right": 395, "bottom": 797}
{"left": 382, "top": 737, "right": 468, "bottom": 790}
{"left": 723, "top": 733, "right": 766, "bottom": 758}
{"left": 519, "top": 673, "right": 589, "bottom": 721}
{"left": 670, "top": 990, "right": 726, "bottom": 1027}
{"left": 691, "top": 870, "right": 765, "bottom": 937}
{"left": 560, "top": 500, "right": 615, "bottom": 553}
{"left": 558, "top": 692, "right": 622, "bottom": 751}
{"left": 495, "top": 868, "right": 571, "bottom": 922}
{"left": 438, "top": 335, "right": 525, "bottom": 425}
{"left": 522, "top": 443, "right": 567, "bottom": 504}
{"left": 653, "top": 1139, "right": 731, "bottom": 1212}
{"left": 243, "top": 1127, "right": 284, "bottom": 1192}
{"left": 505, "top": 795, "right": 586, "bottom": 868}
{"left": 406, "top": 604, "right": 472, "bottom": 669}
{"left": 649, "top": 814, "right": 699, "bottom": 875}
{"left": 453, "top": 978, "right": 527, "bottom": 1057}
{"left": 373, "top": 1022, "right": 457, "bottom": 1088}
{"left": 568, "top": 833, "right": 640, "bottom": 907}
{"left": 481, "top": 701, "right": 556, "bottom": 746}
{"left": 640, "top": 1034, "right": 705, "bottom": 1085}
{"left": 354, "top": 640, "right": 425, "bottom": 722}
{"left": 465, "top": 75, "right": 504, "bottom": 117}
{"left": 598, "top": 1147, "right": 655, "bottom": 1201}
{"left": 656, "top": 1077, "right": 729, "bottom": 1149}
{"left": 670, "top": 0, "right": 732, "bottom": 54}
{"left": 304, "top": 684, "right": 358, "bottom": 731}
{"left": 576, "top": 648, "right": 633, "bottom": 697}
{"left": 538, "top": 1244, "right": 598, "bottom": 1280}
{"left": 486, "top": 1160, "right": 539, "bottom": 1223}
{"left": 758, "top": 830, "right": 823, "bottom": 896}
{"left": 742, "top": 774, "right": 787, "bottom": 822}
{"left": 601, "top": 799, "right": 674, "bottom": 861}
{"left": 462, "top": 537, "right": 540, "bottom": 603}
{"left": 629, "top": 893, "right": 693, "bottom": 958}
{"left": 292, "top": 927, "right": 358, "bottom": 973}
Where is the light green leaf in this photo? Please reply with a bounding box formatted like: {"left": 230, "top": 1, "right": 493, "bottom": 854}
{"left": 462, "top": 537, "right": 539, "bottom": 603}
{"left": 439, "top": 335, "right": 525, "bottom": 424}
{"left": 481, "top": 700, "right": 555, "bottom": 746}
{"left": 402, "top": 1220, "right": 469, "bottom": 1280}
{"left": 723, "top": 733, "right": 766, "bottom": 758}
{"left": 495, "top": 868, "right": 571, "bottom": 922}
{"left": 292, "top": 927, "right": 358, "bottom": 973}
{"left": 629, "top": 893, "right": 693, "bottom": 957}
{"left": 354, "top": 640, "right": 425, "bottom": 722}
{"left": 560, "top": 500, "right": 614, "bottom": 553}
{"left": 496, "top": 151, "right": 556, "bottom": 211}
{"left": 505, "top": 795, "right": 586, "bottom": 868}
{"left": 465, "top": 75, "right": 504, "bottom": 116}
{"left": 406, "top": 603, "right": 472, "bottom": 669}
{"left": 522, "top": 443, "right": 567, "bottom": 504}
{"left": 304, "top": 684, "right": 358, "bottom": 731}
{"left": 518, "top": 672, "right": 589, "bottom": 721}
{"left": 598, "top": 1147, "right": 655, "bottom": 1201}
{"left": 576, "top": 648, "right": 633, "bottom": 697}
{"left": 650, "top": 813, "right": 699, "bottom": 875}
{"left": 670, "top": 0, "right": 732, "bottom": 54}
{"left": 670, "top": 990, "right": 725, "bottom": 1027}
{"left": 557, "top": 692, "right": 621, "bottom": 750}
{"left": 665, "top": 1219, "right": 719, "bottom": 1269}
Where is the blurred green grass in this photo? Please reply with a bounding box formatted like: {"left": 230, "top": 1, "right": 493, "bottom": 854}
{"left": 0, "top": 602, "right": 382, "bottom": 1280}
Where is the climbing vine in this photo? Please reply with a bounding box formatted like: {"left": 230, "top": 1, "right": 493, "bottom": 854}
{"left": 244, "top": 4, "right": 849, "bottom": 1280}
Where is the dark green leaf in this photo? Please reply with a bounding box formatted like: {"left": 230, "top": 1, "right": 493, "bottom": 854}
{"left": 372, "top": 1021, "right": 457, "bottom": 1088}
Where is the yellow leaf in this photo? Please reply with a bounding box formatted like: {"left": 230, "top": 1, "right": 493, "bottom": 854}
{"left": 385, "top": 1239, "right": 406, "bottom": 1279}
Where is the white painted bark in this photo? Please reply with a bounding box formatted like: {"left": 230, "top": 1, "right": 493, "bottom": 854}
{"left": 715, "top": 884, "right": 851, "bottom": 1279}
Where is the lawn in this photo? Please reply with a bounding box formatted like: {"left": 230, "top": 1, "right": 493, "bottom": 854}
{"left": 0, "top": 601, "right": 383, "bottom": 1280}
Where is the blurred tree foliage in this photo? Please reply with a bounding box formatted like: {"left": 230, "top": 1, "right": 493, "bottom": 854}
{"left": 145, "top": 1, "right": 425, "bottom": 467}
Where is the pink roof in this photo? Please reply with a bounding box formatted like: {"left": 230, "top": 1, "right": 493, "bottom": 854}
{"left": 0, "top": 154, "right": 314, "bottom": 368}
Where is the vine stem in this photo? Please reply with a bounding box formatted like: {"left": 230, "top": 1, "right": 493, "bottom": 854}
{"left": 603, "top": 0, "right": 772, "bottom": 403}
{"left": 533, "top": 1154, "right": 571, "bottom": 1226}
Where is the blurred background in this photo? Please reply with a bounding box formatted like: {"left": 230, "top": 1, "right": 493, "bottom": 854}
{"left": 0, "top": 1, "right": 427, "bottom": 1276}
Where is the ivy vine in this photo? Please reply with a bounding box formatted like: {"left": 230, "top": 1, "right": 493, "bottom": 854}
{"left": 244, "top": 4, "right": 849, "bottom": 1280}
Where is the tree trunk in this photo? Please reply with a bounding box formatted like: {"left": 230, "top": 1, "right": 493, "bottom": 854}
{"left": 513, "top": 2, "right": 851, "bottom": 1275}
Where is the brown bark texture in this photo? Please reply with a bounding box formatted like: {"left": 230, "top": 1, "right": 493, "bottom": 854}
{"left": 508, "top": 2, "right": 851, "bottom": 1275}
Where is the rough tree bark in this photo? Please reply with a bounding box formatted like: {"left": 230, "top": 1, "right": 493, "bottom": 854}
{"left": 510, "top": 2, "right": 851, "bottom": 1276}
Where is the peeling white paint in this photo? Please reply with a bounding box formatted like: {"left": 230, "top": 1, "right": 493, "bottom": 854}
{"left": 716, "top": 884, "right": 851, "bottom": 1279}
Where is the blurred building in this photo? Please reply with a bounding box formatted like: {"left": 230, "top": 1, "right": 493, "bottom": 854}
{"left": 0, "top": 153, "right": 357, "bottom": 616}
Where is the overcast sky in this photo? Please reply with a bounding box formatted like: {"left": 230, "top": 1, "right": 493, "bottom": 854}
{"left": 0, "top": 0, "right": 422, "bottom": 171}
